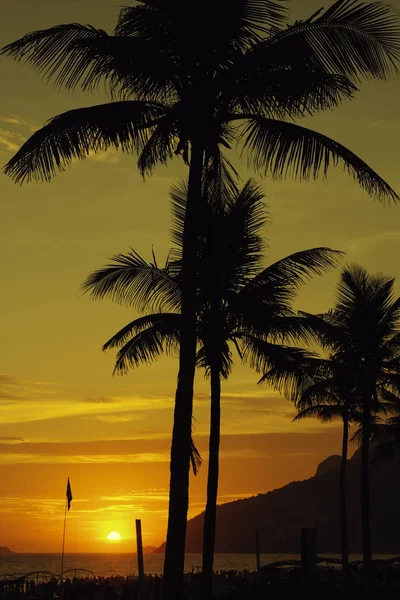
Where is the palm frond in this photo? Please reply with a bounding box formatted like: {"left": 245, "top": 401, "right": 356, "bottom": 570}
{"left": 235, "top": 248, "right": 342, "bottom": 336}
{"left": 261, "top": 354, "right": 331, "bottom": 403}
{"left": 296, "top": 376, "right": 343, "bottom": 409}
{"left": 238, "top": 333, "right": 316, "bottom": 377}
{"left": 264, "top": 0, "right": 400, "bottom": 82}
{"left": 190, "top": 436, "right": 202, "bottom": 476}
{"left": 3, "top": 101, "right": 167, "bottom": 183}
{"left": 240, "top": 116, "right": 399, "bottom": 202}
{"left": 216, "top": 179, "right": 267, "bottom": 286}
{"left": 137, "top": 112, "right": 178, "bottom": 176}
{"left": 102, "top": 313, "right": 180, "bottom": 351}
{"left": 169, "top": 179, "right": 190, "bottom": 252}
{"left": 68, "top": 35, "right": 180, "bottom": 100}
{"left": 82, "top": 249, "right": 181, "bottom": 313}
{"left": 0, "top": 24, "right": 107, "bottom": 88}
{"left": 245, "top": 247, "right": 343, "bottom": 299}
{"left": 233, "top": 54, "right": 359, "bottom": 120}
{"left": 116, "top": 1, "right": 288, "bottom": 52}
{"left": 197, "top": 342, "right": 234, "bottom": 380}
{"left": 203, "top": 148, "right": 241, "bottom": 203}
{"left": 293, "top": 403, "right": 344, "bottom": 423}
{"left": 111, "top": 318, "right": 180, "bottom": 374}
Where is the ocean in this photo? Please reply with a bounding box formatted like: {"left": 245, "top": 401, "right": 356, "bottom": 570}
{"left": 0, "top": 553, "right": 392, "bottom": 578}
{"left": 0, "top": 553, "right": 275, "bottom": 578}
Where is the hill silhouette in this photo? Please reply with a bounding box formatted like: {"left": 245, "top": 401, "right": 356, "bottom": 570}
{"left": 155, "top": 450, "right": 400, "bottom": 554}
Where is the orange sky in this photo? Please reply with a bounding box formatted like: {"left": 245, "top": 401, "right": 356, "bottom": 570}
{"left": 0, "top": 0, "right": 400, "bottom": 552}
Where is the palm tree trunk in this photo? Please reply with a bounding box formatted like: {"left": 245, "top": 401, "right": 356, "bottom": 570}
{"left": 202, "top": 362, "right": 221, "bottom": 600}
{"left": 162, "top": 142, "right": 204, "bottom": 600}
{"left": 361, "top": 407, "right": 372, "bottom": 576}
{"left": 340, "top": 417, "right": 349, "bottom": 578}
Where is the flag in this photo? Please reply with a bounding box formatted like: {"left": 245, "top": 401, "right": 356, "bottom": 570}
{"left": 66, "top": 478, "right": 73, "bottom": 511}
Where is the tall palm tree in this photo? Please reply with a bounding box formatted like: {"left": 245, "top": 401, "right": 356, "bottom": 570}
{"left": 2, "top": 3, "right": 400, "bottom": 593}
{"left": 332, "top": 266, "right": 400, "bottom": 574}
{"left": 264, "top": 265, "right": 400, "bottom": 576}
{"left": 83, "top": 178, "right": 340, "bottom": 598}
{"left": 290, "top": 362, "right": 360, "bottom": 577}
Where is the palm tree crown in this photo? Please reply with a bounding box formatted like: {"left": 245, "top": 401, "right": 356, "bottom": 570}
{"left": 83, "top": 179, "right": 341, "bottom": 377}
{"left": 263, "top": 264, "right": 400, "bottom": 573}
{"left": 83, "top": 177, "right": 341, "bottom": 598}
{"left": 2, "top": 0, "right": 399, "bottom": 201}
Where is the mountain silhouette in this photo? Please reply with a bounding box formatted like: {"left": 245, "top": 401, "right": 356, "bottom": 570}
{"left": 155, "top": 450, "right": 400, "bottom": 554}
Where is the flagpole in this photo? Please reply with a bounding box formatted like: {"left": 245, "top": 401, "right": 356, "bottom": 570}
{"left": 60, "top": 495, "right": 68, "bottom": 577}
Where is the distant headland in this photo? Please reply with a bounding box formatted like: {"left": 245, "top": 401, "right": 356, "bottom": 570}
{"left": 0, "top": 547, "right": 15, "bottom": 555}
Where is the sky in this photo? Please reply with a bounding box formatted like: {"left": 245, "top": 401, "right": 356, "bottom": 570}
{"left": 0, "top": 0, "right": 400, "bottom": 554}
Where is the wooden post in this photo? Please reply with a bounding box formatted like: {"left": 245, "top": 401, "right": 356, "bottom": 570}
{"left": 301, "top": 527, "right": 317, "bottom": 580}
{"left": 255, "top": 529, "right": 261, "bottom": 572}
{"left": 153, "top": 575, "right": 161, "bottom": 600}
{"left": 136, "top": 519, "right": 145, "bottom": 586}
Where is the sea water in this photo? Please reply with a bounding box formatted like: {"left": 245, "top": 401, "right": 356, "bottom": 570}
{"left": 0, "top": 553, "right": 395, "bottom": 578}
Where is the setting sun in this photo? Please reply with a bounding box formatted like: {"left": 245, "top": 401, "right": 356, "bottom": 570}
{"left": 107, "top": 531, "right": 122, "bottom": 542}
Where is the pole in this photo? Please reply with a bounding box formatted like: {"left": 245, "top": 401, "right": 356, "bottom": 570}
{"left": 60, "top": 497, "right": 68, "bottom": 577}
{"left": 301, "top": 528, "right": 317, "bottom": 581}
{"left": 136, "top": 519, "right": 145, "bottom": 586}
{"left": 255, "top": 529, "right": 261, "bottom": 572}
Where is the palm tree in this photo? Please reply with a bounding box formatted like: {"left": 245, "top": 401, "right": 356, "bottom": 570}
{"left": 371, "top": 397, "right": 400, "bottom": 460}
{"left": 290, "top": 362, "right": 360, "bottom": 577}
{"left": 83, "top": 178, "right": 341, "bottom": 599}
{"left": 2, "top": 3, "right": 400, "bottom": 593}
{"left": 332, "top": 266, "right": 400, "bottom": 574}
{"left": 264, "top": 265, "right": 400, "bottom": 576}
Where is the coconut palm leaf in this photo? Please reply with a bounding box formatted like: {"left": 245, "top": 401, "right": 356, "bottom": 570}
{"left": 260, "top": 355, "right": 331, "bottom": 401}
{"left": 137, "top": 112, "right": 179, "bottom": 175}
{"left": 116, "top": 0, "right": 288, "bottom": 49}
{"left": 3, "top": 101, "right": 168, "bottom": 183}
{"left": 294, "top": 403, "right": 346, "bottom": 423}
{"left": 0, "top": 24, "right": 107, "bottom": 87}
{"left": 240, "top": 116, "right": 399, "bottom": 202}
{"left": 245, "top": 247, "right": 343, "bottom": 295}
{"left": 236, "top": 333, "right": 316, "bottom": 375}
{"left": 102, "top": 313, "right": 180, "bottom": 351}
{"left": 296, "top": 376, "right": 345, "bottom": 407}
{"left": 110, "top": 317, "right": 180, "bottom": 374}
{"left": 233, "top": 60, "right": 359, "bottom": 120}
{"left": 262, "top": 0, "right": 400, "bottom": 81}
{"left": 0, "top": 22, "right": 179, "bottom": 98}
{"left": 82, "top": 249, "right": 181, "bottom": 313}
{"left": 196, "top": 342, "right": 234, "bottom": 380}
{"left": 234, "top": 248, "right": 343, "bottom": 332}
{"left": 190, "top": 437, "right": 203, "bottom": 476}
{"left": 68, "top": 35, "right": 180, "bottom": 99}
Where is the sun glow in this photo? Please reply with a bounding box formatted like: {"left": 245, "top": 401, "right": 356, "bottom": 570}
{"left": 107, "top": 531, "right": 122, "bottom": 541}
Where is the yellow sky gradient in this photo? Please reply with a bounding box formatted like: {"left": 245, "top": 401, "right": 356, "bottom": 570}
{"left": 0, "top": 0, "right": 400, "bottom": 552}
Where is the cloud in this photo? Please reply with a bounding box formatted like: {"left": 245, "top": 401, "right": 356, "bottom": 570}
{"left": 0, "top": 437, "right": 24, "bottom": 443}
{"left": 89, "top": 149, "right": 120, "bottom": 164}
{"left": 0, "top": 452, "right": 170, "bottom": 465}
{"left": 96, "top": 413, "right": 140, "bottom": 423}
{"left": 84, "top": 396, "right": 118, "bottom": 404}
{"left": 0, "top": 133, "right": 20, "bottom": 152}
{"left": 347, "top": 231, "right": 400, "bottom": 254}
{"left": 0, "top": 115, "right": 40, "bottom": 154}
{"left": 0, "top": 374, "right": 173, "bottom": 424}
{"left": 0, "top": 114, "right": 39, "bottom": 131}
{"left": 0, "top": 116, "right": 21, "bottom": 125}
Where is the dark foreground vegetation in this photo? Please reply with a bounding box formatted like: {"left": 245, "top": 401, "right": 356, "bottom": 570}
{"left": 2, "top": 563, "right": 400, "bottom": 600}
